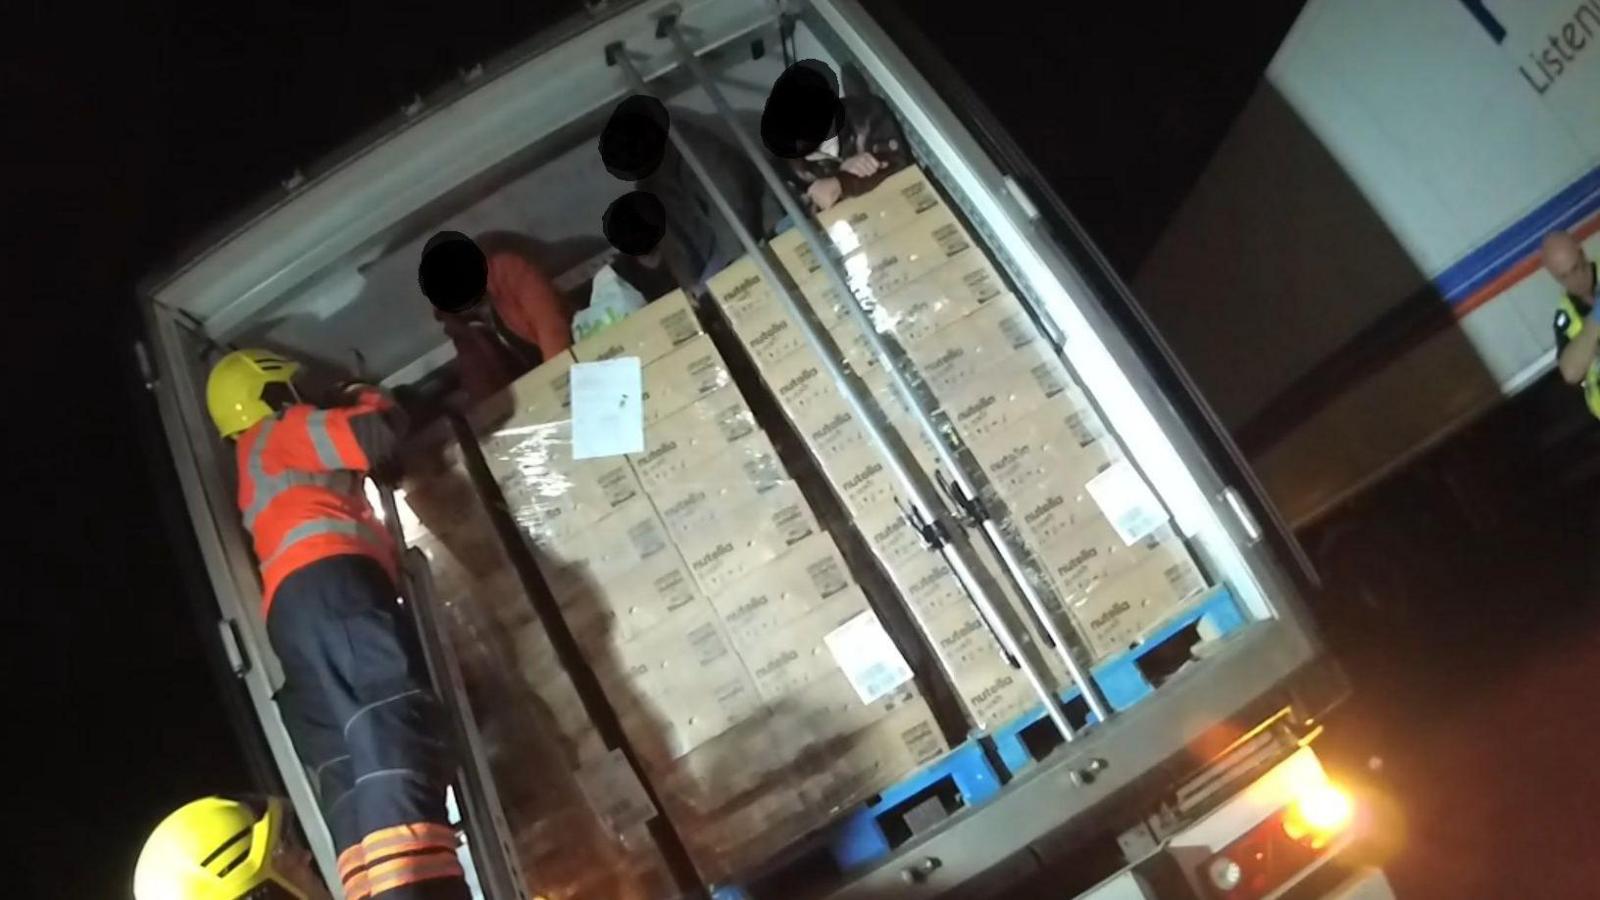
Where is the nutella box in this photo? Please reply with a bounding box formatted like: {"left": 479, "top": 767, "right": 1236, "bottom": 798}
{"left": 734, "top": 587, "right": 874, "bottom": 703}
{"left": 795, "top": 694, "right": 948, "bottom": 814}
{"left": 815, "top": 441, "right": 899, "bottom": 519}
{"left": 781, "top": 203, "right": 976, "bottom": 294}
{"left": 609, "top": 638, "right": 765, "bottom": 763}
{"left": 557, "top": 546, "right": 704, "bottom": 650}
{"left": 967, "top": 400, "right": 1116, "bottom": 499}
{"left": 649, "top": 449, "right": 796, "bottom": 547}
{"left": 528, "top": 493, "right": 675, "bottom": 593}
{"left": 1065, "top": 550, "right": 1208, "bottom": 661}
{"left": 907, "top": 294, "right": 1053, "bottom": 401}
{"left": 478, "top": 350, "right": 575, "bottom": 434}
{"left": 710, "top": 534, "right": 856, "bottom": 647}
{"left": 861, "top": 259, "right": 1009, "bottom": 347}
{"left": 817, "top": 166, "right": 946, "bottom": 254}
{"left": 674, "top": 486, "right": 821, "bottom": 597}
{"left": 495, "top": 448, "right": 644, "bottom": 537}
{"left": 642, "top": 334, "right": 732, "bottom": 426}
{"left": 570, "top": 289, "right": 703, "bottom": 365}
{"left": 707, "top": 256, "right": 781, "bottom": 332}
{"left": 762, "top": 345, "right": 855, "bottom": 432}
{"left": 631, "top": 385, "right": 762, "bottom": 493}
{"left": 916, "top": 601, "right": 1038, "bottom": 727}
{"left": 944, "top": 366, "right": 1087, "bottom": 446}
{"left": 1034, "top": 520, "right": 1191, "bottom": 609}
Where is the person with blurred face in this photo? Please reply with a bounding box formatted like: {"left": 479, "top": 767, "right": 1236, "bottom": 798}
{"left": 1543, "top": 230, "right": 1600, "bottom": 420}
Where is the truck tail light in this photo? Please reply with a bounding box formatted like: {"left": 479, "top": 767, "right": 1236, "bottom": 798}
{"left": 1201, "top": 773, "right": 1359, "bottom": 898}
{"left": 1282, "top": 782, "right": 1354, "bottom": 850}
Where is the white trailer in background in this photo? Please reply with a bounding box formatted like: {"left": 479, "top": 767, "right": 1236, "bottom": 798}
{"left": 1136, "top": 0, "right": 1600, "bottom": 529}
{"left": 134, "top": 1, "right": 1390, "bottom": 896}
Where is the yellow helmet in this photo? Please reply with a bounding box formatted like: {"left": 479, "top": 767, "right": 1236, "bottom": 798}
{"left": 206, "top": 350, "right": 301, "bottom": 439}
{"left": 133, "top": 796, "right": 311, "bottom": 899}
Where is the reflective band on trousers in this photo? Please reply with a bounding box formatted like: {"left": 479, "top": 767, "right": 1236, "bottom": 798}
{"left": 260, "top": 518, "right": 388, "bottom": 571}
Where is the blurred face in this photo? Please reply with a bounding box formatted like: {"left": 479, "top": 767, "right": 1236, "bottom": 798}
{"left": 1544, "top": 236, "right": 1594, "bottom": 299}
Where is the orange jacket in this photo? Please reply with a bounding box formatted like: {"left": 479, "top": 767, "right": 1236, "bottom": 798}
{"left": 235, "top": 387, "right": 399, "bottom": 613}
{"left": 485, "top": 250, "right": 571, "bottom": 360}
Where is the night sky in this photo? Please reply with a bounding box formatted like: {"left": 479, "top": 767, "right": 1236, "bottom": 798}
{"left": 10, "top": 2, "right": 1300, "bottom": 895}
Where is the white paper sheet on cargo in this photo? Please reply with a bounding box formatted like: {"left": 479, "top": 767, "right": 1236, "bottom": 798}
{"left": 570, "top": 357, "right": 645, "bottom": 460}
{"left": 824, "top": 610, "right": 915, "bottom": 705}
{"left": 1086, "top": 459, "right": 1170, "bottom": 546}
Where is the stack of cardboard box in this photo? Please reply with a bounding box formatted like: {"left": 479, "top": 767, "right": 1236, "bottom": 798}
{"left": 708, "top": 166, "right": 1210, "bottom": 721}
{"left": 399, "top": 435, "right": 678, "bottom": 899}
{"left": 461, "top": 290, "right": 947, "bottom": 883}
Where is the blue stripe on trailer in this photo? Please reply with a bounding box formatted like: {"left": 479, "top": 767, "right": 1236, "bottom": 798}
{"left": 989, "top": 586, "right": 1248, "bottom": 775}
{"left": 827, "top": 739, "right": 1002, "bottom": 871}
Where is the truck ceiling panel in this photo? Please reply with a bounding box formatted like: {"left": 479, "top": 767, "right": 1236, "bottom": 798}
{"left": 150, "top": 0, "right": 776, "bottom": 339}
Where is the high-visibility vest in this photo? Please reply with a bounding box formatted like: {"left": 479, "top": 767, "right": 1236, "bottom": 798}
{"left": 1555, "top": 294, "right": 1600, "bottom": 420}
{"left": 235, "top": 389, "right": 398, "bottom": 613}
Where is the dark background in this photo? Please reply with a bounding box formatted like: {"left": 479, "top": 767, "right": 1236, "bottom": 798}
{"left": 8, "top": 2, "right": 1305, "bottom": 896}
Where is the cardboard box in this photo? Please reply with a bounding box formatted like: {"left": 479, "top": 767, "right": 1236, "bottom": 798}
{"left": 1033, "top": 520, "right": 1191, "bottom": 609}
{"left": 527, "top": 493, "right": 676, "bottom": 594}
{"left": 556, "top": 545, "right": 705, "bottom": 649}
{"left": 673, "top": 484, "right": 822, "bottom": 597}
{"left": 710, "top": 533, "right": 856, "bottom": 647}
{"left": 647, "top": 438, "right": 791, "bottom": 544}
{"left": 706, "top": 256, "right": 778, "bottom": 331}
{"left": 859, "top": 258, "right": 1010, "bottom": 347}
{"left": 914, "top": 601, "right": 1039, "bottom": 727}
{"left": 570, "top": 289, "right": 703, "bottom": 365}
{"left": 494, "top": 446, "right": 644, "bottom": 540}
{"left": 814, "top": 440, "right": 900, "bottom": 519}
{"left": 793, "top": 693, "right": 947, "bottom": 814}
{"left": 599, "top": 602, "right": 766, "bottom": 762}
{"left": 906, "top": 294, "right": 1054, "bottom": 401}
{"left": 630, "top": 385, "right": 761, "bottom": 493}
{"left": 782, "top": 203, "right": 976, "bottom": 294}
{"left": 476, "top": 350, "right": 575, "bottom": 436}
{"left": 642, "top": 333, "right": 732, "bottom": 425}
{"left": 734, "top": 586, "right": 874, "bottom": 702}
{"left": 1065, "top": 549, "right": 1208, "bottom": 661}
{"left": 945, "top": 367, "right": 1088, "bottom": 447}
{"left": 761, "top": 344, "right": 855, "bottom": 432}
{"left": 817, "top": 165, "right": 946, "bottom": 253}
{"left": 966, "top": 400, "right": 1117, "bottom": 498}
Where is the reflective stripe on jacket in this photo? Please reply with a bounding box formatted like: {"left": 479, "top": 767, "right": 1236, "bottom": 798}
{"left": 236, "top": 388, "right": 399, "bottom": 613}
{"left": 1555, "top": 294, "right": 1600, "bottom": 420}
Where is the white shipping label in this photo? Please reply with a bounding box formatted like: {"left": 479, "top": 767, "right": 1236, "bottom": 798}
{"left": 570, "top": 358, "right": 645, "bottom": 460}
{"left": 1086, "top": 459, "right": 1170, "bottom": 545}
{"left": 824, "top": 610, "right": 915, "bottom": 705}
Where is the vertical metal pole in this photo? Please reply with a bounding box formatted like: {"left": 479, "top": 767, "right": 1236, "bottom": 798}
{"left": 657, "top": 17, "right": 1112, "bottom": 726}
{"left": 377, "top": 483, "right": 529, "bottom": 900}
{"left": 610, "top": 42, "right": 1077, "bottom": 741}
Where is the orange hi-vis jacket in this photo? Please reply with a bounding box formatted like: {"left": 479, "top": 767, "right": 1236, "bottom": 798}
{"left": 235, "top": 388, "right": 399, "bottom": 614}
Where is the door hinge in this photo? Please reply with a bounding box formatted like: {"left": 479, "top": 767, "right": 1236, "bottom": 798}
{"left": 1004, "top": 175, "right": 1041, "bottom": 222}
{"left": 218, "top": 619, "right": 251, "bottom": 677}
{"left": 132, "top": 339, "right": 156, "bottom": 391}
{"left": 1221, "top": 486, "right": 1262, "bottom": 544}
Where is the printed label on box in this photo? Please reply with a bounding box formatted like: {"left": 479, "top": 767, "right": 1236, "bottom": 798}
{"left": 824, "top": 610, "right": 915, "bottom": 705}
{"left": 1085, "top": 459, "right": 1170, "bottom": 545}
{"left": 571, "top": 358, "right": 646, "bottom": 460}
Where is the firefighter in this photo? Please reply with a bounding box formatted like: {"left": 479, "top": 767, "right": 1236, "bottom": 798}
{"left": 1542, "top": 230, "right": 1600, "bottom": 420}
{"left": 134, "top": 795, "right": 332, "bottom": 899}
{"left": 206, "top": 349, "right": 469, "bottom": 900}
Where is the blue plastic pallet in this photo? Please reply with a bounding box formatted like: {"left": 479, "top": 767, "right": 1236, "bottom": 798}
{"left": 989, "top": 586, "right": 1248, "bottom": 775}
{"left": 709, "top": 739, "right": 1002, "bottom": 899}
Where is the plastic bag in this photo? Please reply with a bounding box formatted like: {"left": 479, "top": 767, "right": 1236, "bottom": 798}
{"left": 573, "top": 264, "right": 647, "bottom": 343}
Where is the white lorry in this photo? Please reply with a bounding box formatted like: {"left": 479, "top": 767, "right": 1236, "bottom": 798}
{"left": 1136, "top": 0, "right": 1600, "bottom": 530}
{"left": 135, "top": 1, "right": 1391, "bottom": 897}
